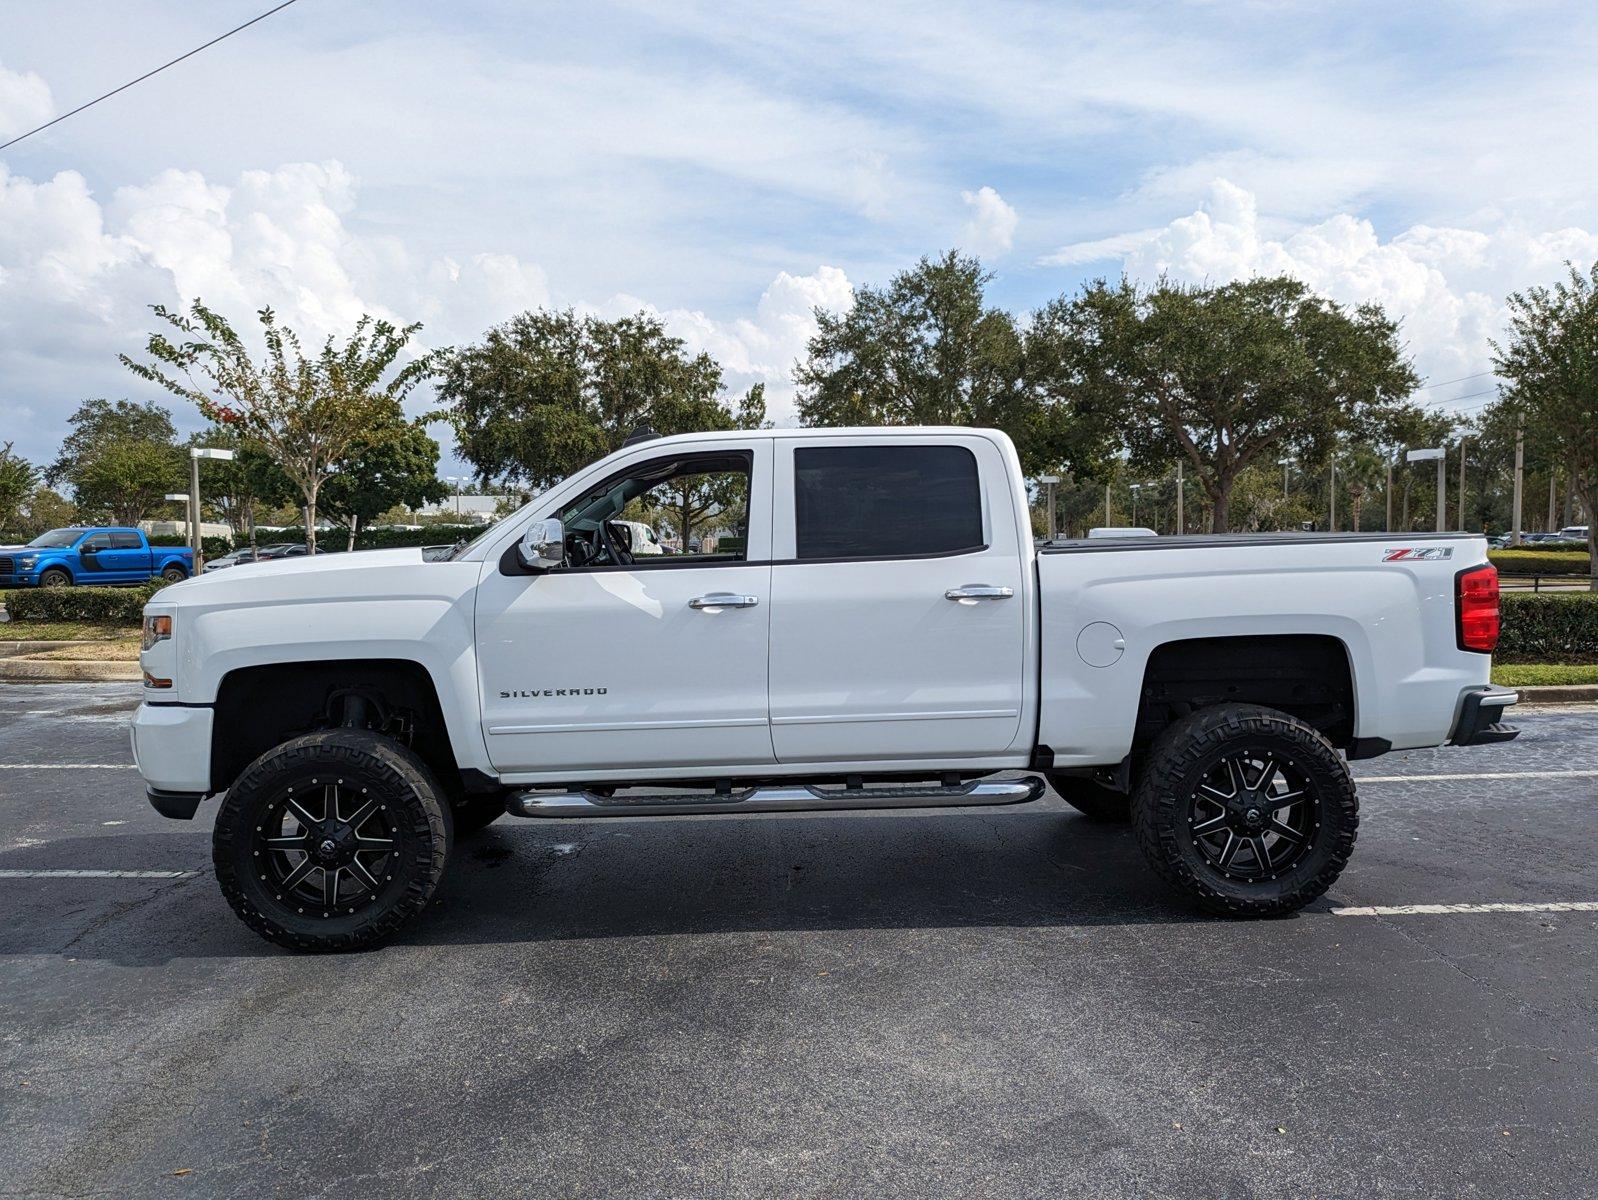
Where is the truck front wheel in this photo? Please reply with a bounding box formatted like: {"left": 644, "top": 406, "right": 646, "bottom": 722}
{"left": 39, "top": 568, "right": 71, "bottom": 587}
{"left": 1131, "top": 704, "right": 1357, "bottom": 918}
{"left": 212, "top": 730, "right": 452, "bottom": 952}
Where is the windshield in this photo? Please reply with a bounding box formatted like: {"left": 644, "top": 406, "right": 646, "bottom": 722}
{"left": 26, "top": 529, "right": 83, "bottom": 548}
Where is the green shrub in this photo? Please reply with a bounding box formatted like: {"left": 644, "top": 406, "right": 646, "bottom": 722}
{"left": 1489, "top": 548, "right": 1591, "bottom": 576}
{"left": 149, "top": 533, "right": 233, "bottom": 557}
{"left": 261, "top": 524, "right": 483, "bottom": 550}
{"left": 3, "top": 578, "right": 171, "bottom": 624}
{"left": 1498, "top": 593, "right": 1598, "bottom": 663}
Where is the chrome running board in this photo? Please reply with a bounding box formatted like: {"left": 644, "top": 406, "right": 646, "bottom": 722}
{"left": 505, "top": 776, "right": 1045, "bottom": 819}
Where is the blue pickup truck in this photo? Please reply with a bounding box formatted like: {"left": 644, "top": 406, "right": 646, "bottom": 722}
{"left": 0, "top": 527, "right": 194, "bottom": 588}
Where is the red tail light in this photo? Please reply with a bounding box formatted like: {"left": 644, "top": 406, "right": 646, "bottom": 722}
{"left": 1456, "top": 564, "right": 1499, "bottom": 653}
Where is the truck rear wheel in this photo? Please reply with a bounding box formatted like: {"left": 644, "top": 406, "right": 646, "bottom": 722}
{"left": 213, "top": 730, "right": 452, "bottom": 952}
{"left": 1131, "top": 703, "right": 1357, "bottom": 918}
{"left": 1045, "top": 773, "right": 1130, "bottom": 821}
{"left": 161, "top": 564, "right": 188, "bottom": 582}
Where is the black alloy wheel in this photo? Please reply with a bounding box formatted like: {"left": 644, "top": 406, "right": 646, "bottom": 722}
{"left": 1132, "top": 703, "right": 1357, "bottom": 917}
{"left": 213, "top": 730, "right": 451, "bottom": 951}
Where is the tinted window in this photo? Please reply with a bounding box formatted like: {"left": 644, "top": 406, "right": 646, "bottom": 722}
{"left": 81, "top": 534, "right": 113, "bottom": 550}
{"left": 110, "top": 532, "right": 142, "bottom": 549}
{"left": 794, "top": 445, "right": 983, "bottom": 560}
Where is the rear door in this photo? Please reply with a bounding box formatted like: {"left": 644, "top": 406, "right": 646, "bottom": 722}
{"left": 105, "top": 532, "right": 153, "bottom": 580}
{"left": 766, "top": 435, "right": 1029, "bottom": 765}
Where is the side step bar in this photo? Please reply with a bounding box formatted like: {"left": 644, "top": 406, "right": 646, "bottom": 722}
{"left": 505, "top": 776, "right": 1046, "bottom": 819}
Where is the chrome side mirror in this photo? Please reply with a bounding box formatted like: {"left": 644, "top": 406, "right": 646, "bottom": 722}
{"left": 517, "top": 518, "right": 565, "bottom": 571}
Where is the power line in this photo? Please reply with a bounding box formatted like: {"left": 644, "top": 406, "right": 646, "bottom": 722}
{"left": 1413, "top": 370, "right": 1496, "bottom": 392}
{"left": 0, "top": 0, "right": 303, "bottom": 153}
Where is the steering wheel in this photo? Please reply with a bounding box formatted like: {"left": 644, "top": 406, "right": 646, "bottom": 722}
{"left": 595, "top": 521, "right": 634, "bottom": 567}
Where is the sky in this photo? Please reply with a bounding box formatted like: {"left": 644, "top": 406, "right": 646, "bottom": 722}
{"left": 4, "top": 0, "right": 1598, "bottom": 478}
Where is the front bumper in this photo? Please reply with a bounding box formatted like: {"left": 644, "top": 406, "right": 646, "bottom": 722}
{"left": 1449, "top": 686, "right": 1520, "bottom": 747}
{"left": 130, "top": 701, "right": 214, "bottom": 808}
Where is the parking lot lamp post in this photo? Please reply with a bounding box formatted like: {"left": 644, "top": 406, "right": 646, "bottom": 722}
{"left": 189, "top": 448, "right": 236, "bottom": 572}
{"left": 1406, "top": 447, "right": 1446, "bottom": 533}
{"left": 1279, "top": 456, "right": 1294, "bottom": 499}
{"left": 1039, "top": 475, "right": 1060, "bottom": 540}
{"left": 1176, "top": 462, "right": 1185, "bottom": 535}
{"left": 1130, "top": 482, "right": 1144, "bottom": 527}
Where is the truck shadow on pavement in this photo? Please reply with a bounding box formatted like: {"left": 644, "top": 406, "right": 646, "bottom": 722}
{"left": 0, "top": 809, "right": 1320, "bottom": 962}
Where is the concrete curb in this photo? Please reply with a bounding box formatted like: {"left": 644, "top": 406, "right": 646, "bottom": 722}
{"left": 1515, "top": 684, "right": 1598, "bottom": 706}
{"left": 0, "top": 659, "right": 141, "bottom": 682}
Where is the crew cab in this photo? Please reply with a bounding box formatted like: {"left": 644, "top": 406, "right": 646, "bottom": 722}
{"left": 0, "top": 527, "right": 193, "bottom": 588}
{"left": 130, "top": 427, "right": 1518, "bottom": 951}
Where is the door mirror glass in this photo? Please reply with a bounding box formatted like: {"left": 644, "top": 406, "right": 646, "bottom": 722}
{"left": 518, "top": 518, "right": 565, "bottom": 570}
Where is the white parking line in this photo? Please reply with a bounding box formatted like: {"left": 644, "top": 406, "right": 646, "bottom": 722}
{"left": 0, "top": 764, "right": 137, "bottom": 770}
{"left": 1358, "top": 770, "right": 1598, "bottom": 783}
{"left": 1334, "top": 901, "right": 1598, "bottom": 917}
{"left": 0, "top": 869, "right": 195, "bottom": 879}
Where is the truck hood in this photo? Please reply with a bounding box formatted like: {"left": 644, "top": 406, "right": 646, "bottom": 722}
{"left": 157, "top": 547, "right": 428, "bottom": 602}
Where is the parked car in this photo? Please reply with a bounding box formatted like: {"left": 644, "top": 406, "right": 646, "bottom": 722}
{"left": 0, "top": 527, "right": 193, "bottom": 588}
{"left": 1557, "top": 525, "right": 1590, "bottom": 544}
{"left": 203, "top": 548, "right": 262, "bottom": 573}
{"left": 131, "top": 426, "right": 1518, "bottom": 951}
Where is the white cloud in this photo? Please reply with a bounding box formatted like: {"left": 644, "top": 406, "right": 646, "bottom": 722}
{"left": 0, "top": 62, "right": 53, "bottom": 141}
{"left": 1061, "top": 179, "right": 1598, "bottom": 405}
{"left": 960, "top": 186, "right": 1018, "bottom": 257}
{"left": 0, "top": 155, "right": 847, "bottom": 468}
{"left": 599, "top": 266, "right": 856, "bottom": 425}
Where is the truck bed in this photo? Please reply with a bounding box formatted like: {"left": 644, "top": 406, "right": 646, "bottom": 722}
{"left": 1034, "top": 530, "right": 1491, "bottom": 767}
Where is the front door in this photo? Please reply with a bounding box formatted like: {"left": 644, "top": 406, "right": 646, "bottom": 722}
{"left": 475, "top": 442, "right": 775, "bottom": 777}
{"left": 766, "top": 435, "right": 1030, "bottom": 765}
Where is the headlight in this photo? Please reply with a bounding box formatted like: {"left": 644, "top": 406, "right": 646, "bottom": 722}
{"left": 141, "top": 613, "right": 173, "bottom": 651}
{"left": 17, "top": 554, "right": 37, "bottom": 567}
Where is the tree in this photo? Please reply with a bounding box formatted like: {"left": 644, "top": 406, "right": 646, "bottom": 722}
{"left": 320, "top": 405, "right": 448, "bottom": 549}
{"left": 75, "top": 439, "right": 186, "bottom": 525}
{"left": 435, "top": 309, "right": 730, "bottom": 489}
{"left": 0, "top": 443, "right": 38, "bottom": 534}
{"left": 123, "top": 302, "right": 432, "bottom": 551}
{"left": 45, "top": 398, "right": 183, "bottom": 524}
{"left": 1040, "top": 277, "right": 1419, "bottom": 532}
{"left": 1492, "top": 260, "right": 1598, "bottom": 580}
{"left": 795, "top": 251, "right": 1062, "bottom": 469}
{"left": 11, "top": 486, "right": 76, "bottom": 538}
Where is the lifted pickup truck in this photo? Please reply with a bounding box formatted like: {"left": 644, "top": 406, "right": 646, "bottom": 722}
{"left": 131, "top": 427, "right": 1518, "bottom": 951}
{"left": 0, "top": 527, "right": 193, "bottom": 588}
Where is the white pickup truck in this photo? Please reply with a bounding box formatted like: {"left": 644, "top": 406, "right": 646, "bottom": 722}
{"left": 131, "top": 426, "right": 1518, "bottom": 951}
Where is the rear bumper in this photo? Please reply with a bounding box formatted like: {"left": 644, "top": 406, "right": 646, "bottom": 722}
{"left": 1448, "top": 686, "right": 1520, "bottom": 747}
{"left": 130, "top": 701, "right": 214, "bottom": 799}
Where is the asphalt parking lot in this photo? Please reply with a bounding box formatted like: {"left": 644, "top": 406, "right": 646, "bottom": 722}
{"left": 2, "top": 683, "right": 1595, "bottom": 1199}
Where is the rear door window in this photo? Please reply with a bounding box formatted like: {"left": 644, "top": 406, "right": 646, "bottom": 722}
{"left": 794, "top": 445, "right": 983, "bottom": 560}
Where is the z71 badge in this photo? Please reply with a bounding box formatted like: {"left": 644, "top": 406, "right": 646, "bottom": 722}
{"left": 1383, "top": 546, "right": 1454, "bottom": 561}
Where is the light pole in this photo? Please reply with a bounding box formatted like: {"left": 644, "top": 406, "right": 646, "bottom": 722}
{"left": 1039, "top": 475, "right": 1060, "bottom": 541}
{"left": 1279, "top": 456, "right": 1294, "bottom": 499}
{"left": 188, "top": 448, "right": 235, "bottom": 571}
{"left": 1129, "top": 483, "right": 1143, "bottom": 527}
{"left": 1407, "top": 447, "right": 1446, "bottom": 533}
{"left": 1175, "top": 462, "right": 1185, "bottom": 534}
{"left": 1328, "top": 460, "right": 1338, "bottom": 532}
{"left": 446, "top": 476, "right": 467, "bottom": 518}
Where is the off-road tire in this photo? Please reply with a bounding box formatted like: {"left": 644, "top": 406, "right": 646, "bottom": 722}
{"left": 451, "top": 793, "right": 507, "bottom": 835}
{"left": 1131, "top": 703, "right": 1357, "bottom": 918}
{"left": 213, "top": 730, "right": 452, "bottom": 952}
{"left": 39, "top": 568, "right": 71, "bottom": 588}
{"left": 161, "top": 565, "right": 188, "bottom": 582}
{"left": 1046, "top": 772, "right": 1131, "bottom": 821}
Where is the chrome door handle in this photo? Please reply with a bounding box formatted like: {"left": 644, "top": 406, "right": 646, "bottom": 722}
{"left": 688, "top": 593, "right": 760, "bottom": 610}
{"left": 945, "top": 585, "right": 1015, "bottom": 602}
